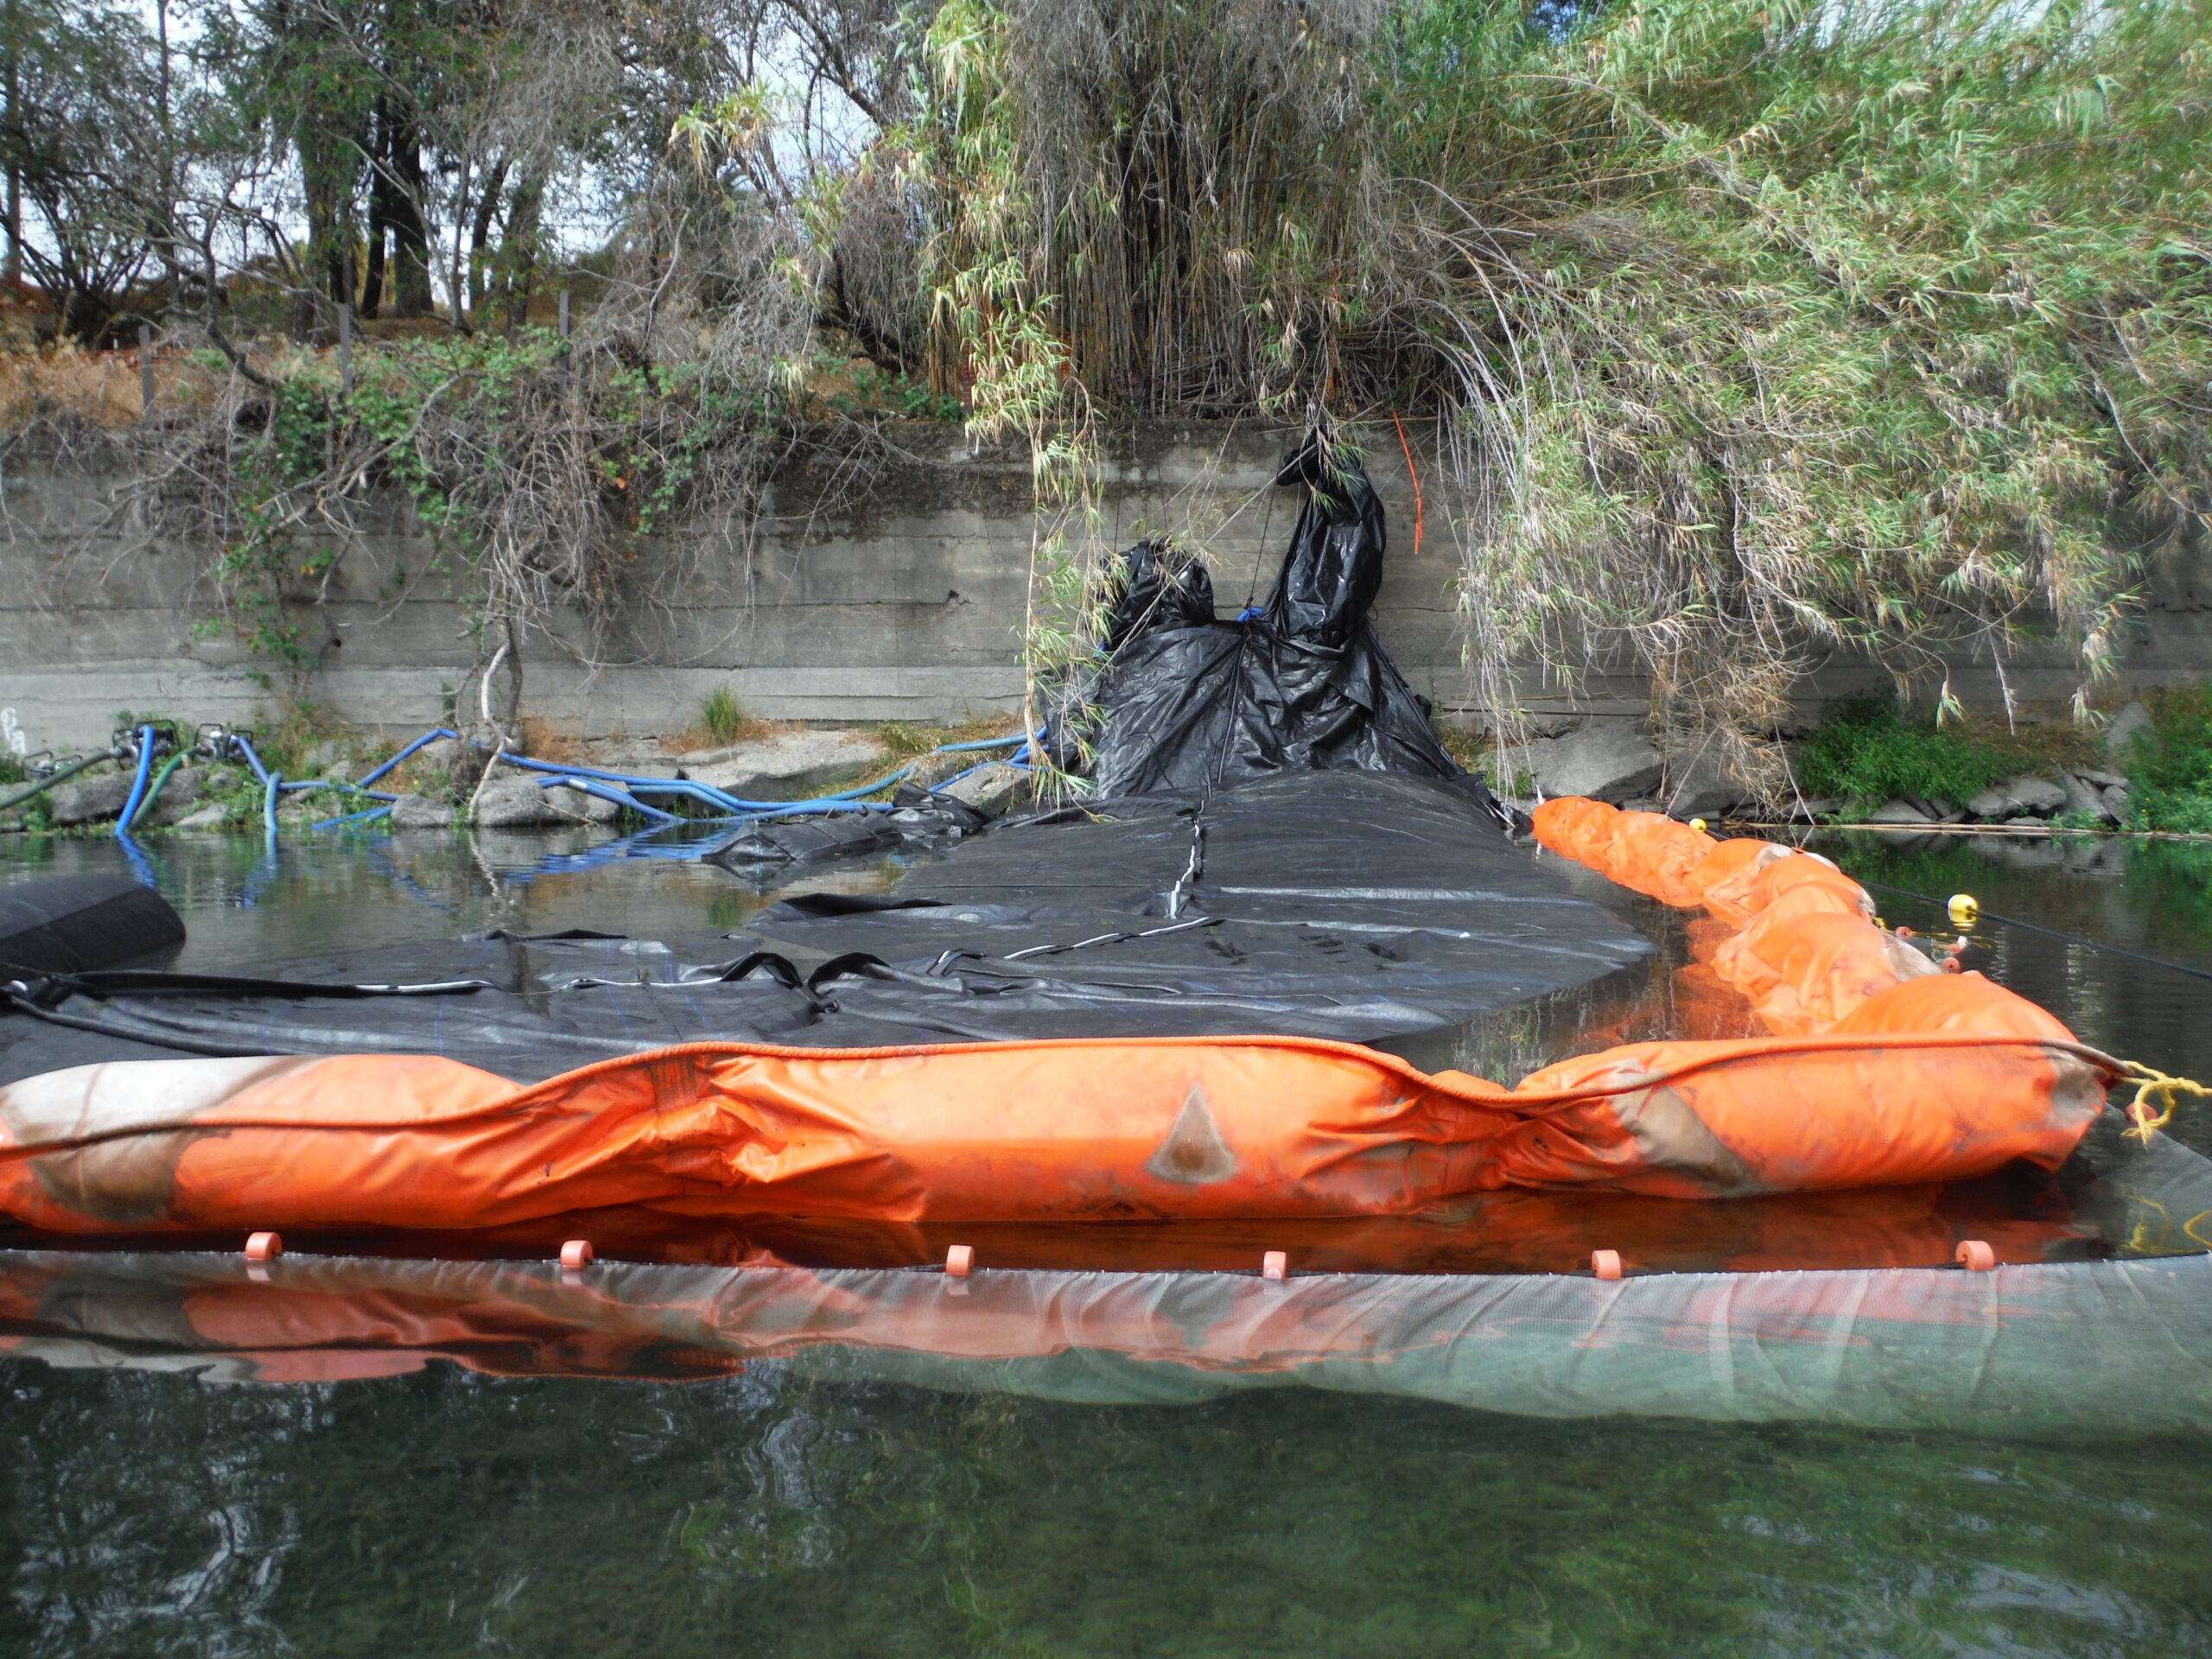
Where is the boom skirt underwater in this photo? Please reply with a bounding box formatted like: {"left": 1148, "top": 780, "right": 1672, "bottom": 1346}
{"left": 0, "top": 801, "right": 2129, "bottom": 1236}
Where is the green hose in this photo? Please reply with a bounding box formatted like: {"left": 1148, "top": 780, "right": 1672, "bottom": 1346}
{"left": 0, "top": 748, "right": 120, "bottom": 816}
{"left": 118, "top": 748, "right": 189, "bottom": 835}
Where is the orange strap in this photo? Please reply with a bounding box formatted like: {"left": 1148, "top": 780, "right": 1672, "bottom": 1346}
{"left": 1392, "top": 411, "right": 1422, "bottom": 556}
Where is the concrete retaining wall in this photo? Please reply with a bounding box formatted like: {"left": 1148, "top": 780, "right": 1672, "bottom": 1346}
{"left": 1, "top": 423, "right": 2203, "bottom": 753}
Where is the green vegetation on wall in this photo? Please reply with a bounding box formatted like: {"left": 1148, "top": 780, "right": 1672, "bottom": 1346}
{"left": 875, "top": 0, "right": 2212, "bottom": 791}
{"left": 9, "top": 0, "right": 2209, "bottom": 789}
{"left": 2120, "top": 688, "right": 2212, "bottom": 833}
{"left": 1792, "top": 700, "right": 2028, "bottom": 817}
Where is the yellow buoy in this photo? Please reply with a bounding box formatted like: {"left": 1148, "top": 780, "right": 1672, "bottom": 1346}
{"left": 1689, "top": 817, "right": 1708, "bottom": 833}
{"left": 1948, "top": 893, "right": 1980, "bottom": 926}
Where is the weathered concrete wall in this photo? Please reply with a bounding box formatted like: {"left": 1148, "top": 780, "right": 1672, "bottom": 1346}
{"left": 1, "top": 422, "right": 2204, "bottom": 753}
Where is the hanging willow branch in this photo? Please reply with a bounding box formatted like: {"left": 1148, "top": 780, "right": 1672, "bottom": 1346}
{"left": 883, "top": 0, "right": 2211, "bottom": 797}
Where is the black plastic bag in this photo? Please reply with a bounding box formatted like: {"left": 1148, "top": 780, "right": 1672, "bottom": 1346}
{"left": 1081, "top": 435, "right": 1497, "bottom": 818}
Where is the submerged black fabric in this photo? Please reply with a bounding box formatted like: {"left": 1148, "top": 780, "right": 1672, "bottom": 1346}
{"left": 0, "top": 773, "right": 1651, "bottom": 1085}
{"left": 1083, "top": 445, "right": 1485, "bottom": 805}
{"left": 705, "top": 787, "right": 988, "bottom": 880}
{"left": 0, "top": 875, "right": 184, "bottom": 974}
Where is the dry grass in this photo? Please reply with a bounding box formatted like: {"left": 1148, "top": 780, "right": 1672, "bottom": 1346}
{"left": 659, "top": 713, "right": 785, "bottom": 756}
{"left": 869, "top": 713, "right": 1026, "bottom": 763}
{"left": 0, "top": 346, "right": 165, "bottom": 426}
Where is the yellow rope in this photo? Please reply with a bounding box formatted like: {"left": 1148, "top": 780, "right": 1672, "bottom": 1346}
{"left": 2120, "top": 1062, "right": 2212, "bottom": 1143}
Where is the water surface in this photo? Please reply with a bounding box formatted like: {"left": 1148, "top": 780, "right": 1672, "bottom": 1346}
{"left": 1, "top": 823, "right": 2209, "bottom": 1656}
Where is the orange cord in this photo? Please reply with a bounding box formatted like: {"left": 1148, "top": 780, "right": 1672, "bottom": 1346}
{"left": 1392, "top": 411, "right": 1423, "bottom": 556}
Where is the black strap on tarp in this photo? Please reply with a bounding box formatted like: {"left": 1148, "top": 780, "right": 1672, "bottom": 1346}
{"left": 2, "top": 968, "right": 496, "bottom": 1007}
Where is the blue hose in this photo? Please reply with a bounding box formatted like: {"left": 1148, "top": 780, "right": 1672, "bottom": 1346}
{"left": 111, "top": 725, "right": 156, "bottom": 841}
{"left": 494, "top": 753, "right": 893, "bottom": 818}
{"left": 356, "top": 728, "right": 460, "bottom": 790}
{"left": 308, "top": 724, "right": 1039, "bottom": 835}
{"left": 803, "top": 730, "right": 1043, "bottom": 803}
{"left": 537, "top": 776, "right": 681, "bottom": 826}
{"left": 231, "top": 734, "right": 274, "bottom": 790}
{"left": 312, "top": 804, "right": 392, "bottom": 832}
{"left": 228, "top": 735, "right": 283, "bottom": 850}
{"left": 280, "top": 779, "right": 397, "bottom": 801}
{"left": 115, "top": 828, "right": 158, "bottom": 889}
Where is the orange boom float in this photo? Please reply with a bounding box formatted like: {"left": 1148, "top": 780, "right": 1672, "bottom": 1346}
{"left": 0, "top": 801, "right": 2124, "bottom": 1236}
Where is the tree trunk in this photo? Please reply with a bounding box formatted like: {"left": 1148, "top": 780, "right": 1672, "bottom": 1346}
{"left": 298, "top": 125, "right": 359, "bottom": 335}
{"left": 361, "top": 99, "right": 390, "bottom": 317}
{"left": 467, "top": 155, "right": 509, "bottom": 323}
{"left": 390, "top": 122, "right": 432, "bottom": 319}
{"left": 494, "top": 165, "right": 545, "bottom": 335}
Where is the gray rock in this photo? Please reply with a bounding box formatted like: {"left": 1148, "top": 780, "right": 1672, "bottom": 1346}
{"left": 300, "top": 739, "right": 353, "bottom": 778}
{"left": 2007, "top": 816, "right": 2051, "bottom": 830}
{"left": 1967, "top": 775, "right": 2068, "bottom": 819}
{"left": 939, "top": 761, "right": 1032, "bottom": 817}
{"left": 1965, "top": 785, "right": 2013, "bottom": 819}
{"left": 2075, "top": 766, "right": 2126, "bottom": 790}
{"left": 2060, "top": 772, "right": 2114, "bottom": 823}
{"left": 1503, "top": 722, "right": 1663, "bottom": 804}
{"left": 682, "top": 730, "right": 888, "bottom": 799}
{"left": 143, "top": 767, "right": 206, "bottom": 826}
{"left": 391, "top": 793, "right": 457, "bottom": 830}
{"left": 2102, "top": 783, "right": 2133, "bottom": 820}
{"left": 2104, "top": 701, "right": 2152, "bottom": 758}
{"left": 406, "top": 737, "right": 487, "bottom": 797}
{"left": 1925, "top": 796, "right": 1966, "bottom": 823}
{"left": 1660, "top": 753, "right": 1741, "bottom": 819}
{"left": 1787, "top": 797, "right": 1842, "bottom": 823}
{"left": 53, "top": 766, "right": 207, "bottom": 828}
{"left": 169, "top": 803, "right": 232, "bottom": 831}
{"left": 543, "top": 782, "right": 620, "bottom": 823}
{"left": 1867, "top": 798, "right": 1934, "bottom": 824}
{"left": 472, "top": 776, "right": 569, "bottom": 828}
{"left": 47, "top": 771, "right": 134, "bottom": 825}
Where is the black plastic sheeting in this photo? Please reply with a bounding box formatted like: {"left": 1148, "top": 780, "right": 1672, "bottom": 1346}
{"left": 706, "top": 786, "right": 987, "bottom": 878}
{"left": 0, "top": 772, "right": 1652, "bottom": 1085}
{"left": 0, "top": 874, "right": 183, "bottom": 974}
{"left": 1077, "top": 437, "right": 1489, "bottom": 804}
{"left": 0, "top": 436, "right": 1636, "bottom": 1084}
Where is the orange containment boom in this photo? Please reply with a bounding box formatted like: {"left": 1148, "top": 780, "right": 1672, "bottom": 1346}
{"left": 0, "top": 799, "right": 2117, "bottom": 1236}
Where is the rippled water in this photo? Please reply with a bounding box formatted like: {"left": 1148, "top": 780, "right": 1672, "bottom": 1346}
{"left": 2, "top": 822, "right": 2209, "bottom": 1656}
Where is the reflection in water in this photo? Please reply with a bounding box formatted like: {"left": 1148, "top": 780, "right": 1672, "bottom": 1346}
{"left": 9, "top": 1248, "right": 2212, "bottom": 1433}
{"left": 3, "top": 824, "right": 2212, "bottom": 1654}
{"left": 0, "top": 821, "right": 918, "bottom": 972}
{"left": 4, "top": 1270, "right": 2212, "bottom": 1656}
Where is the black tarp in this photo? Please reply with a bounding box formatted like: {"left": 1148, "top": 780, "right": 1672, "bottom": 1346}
{"left": 0, "top": 772, "right": 1653, "bottom": 1085}
{"left": 706, "top": 787, "right": 988, "bottom": 877}
{"left": 0, "top": 435, "right": 1646, "bottom": 1085}
{"left": 1079, "top": 435, "right": 1488, "bottom": 805}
